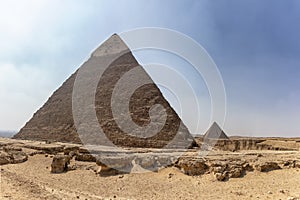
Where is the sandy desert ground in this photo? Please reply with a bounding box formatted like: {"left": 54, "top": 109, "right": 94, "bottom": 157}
{"left": 1, "top": 137, "right": 300, "bottom": 200}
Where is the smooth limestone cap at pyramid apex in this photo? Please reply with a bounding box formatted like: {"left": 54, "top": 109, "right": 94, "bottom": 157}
{"left": 92, "top": 33, "right": 130, "bottom": 57}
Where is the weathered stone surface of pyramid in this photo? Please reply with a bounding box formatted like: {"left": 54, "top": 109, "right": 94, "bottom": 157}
{"left": 13, "top": 34, "right": 196, "bottom": 149}
{"left": 203, "top": 122, "right": 229, "bottom": 140}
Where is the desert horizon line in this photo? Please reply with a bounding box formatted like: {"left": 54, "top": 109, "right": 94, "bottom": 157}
{"left": 1, "top": 129, "right": 299, "bottom": 139}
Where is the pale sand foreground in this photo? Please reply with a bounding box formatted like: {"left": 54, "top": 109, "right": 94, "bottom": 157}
{"left": 1, "top": 154, "right": 300, "bottom": 200}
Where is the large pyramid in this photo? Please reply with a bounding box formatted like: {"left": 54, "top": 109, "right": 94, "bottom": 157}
{"left": 13, "top": 34, "right": 196, "bottom": 149}
{"left": 203, "top": 122, "right": 229, "bottom": 140}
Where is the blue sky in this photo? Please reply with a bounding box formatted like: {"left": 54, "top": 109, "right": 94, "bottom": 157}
{"left": 0, "top": 0, "right": 299, "bottom": 137}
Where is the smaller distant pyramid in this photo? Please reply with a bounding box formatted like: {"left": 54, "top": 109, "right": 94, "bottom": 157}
{"left": 203, "top": 122, "right": 229, "bottom": 140}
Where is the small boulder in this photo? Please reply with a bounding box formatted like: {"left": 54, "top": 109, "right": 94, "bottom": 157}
{"left": 228, "top": 167, "right": 244, "bottom": 178}
{"left": 294, "top": 161, "right": 300, "bottom": 168}
{"left": 210, "top": 162, "right": 228, "bottom": 172}
{"left": 243, "top": 163, "right": 254, "bottom": 171}
{"left": 215, "top": 172, "right": 227, "bottom": 181}
{"left": 212, "top": 166, "right": 225, "bottom": 173}
{"left": 0, "top": 151, "right": 11, "bottom": 165}
{"left": 51, "top": 155, "right": 71, "bottom": 173}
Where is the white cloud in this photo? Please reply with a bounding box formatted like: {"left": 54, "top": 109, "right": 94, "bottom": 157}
{"left": 0, "top": 1, "right": 95, "bottom": 130}
{"left": 0, "top": 62, "right": 55, "bottom": 130}
{"left": 0, "top": 0, "right": 298, "bottom": 137}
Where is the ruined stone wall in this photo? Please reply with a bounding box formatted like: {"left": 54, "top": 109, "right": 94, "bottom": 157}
{"left": 196, "top": 138, "right": 296, "bottom": 151}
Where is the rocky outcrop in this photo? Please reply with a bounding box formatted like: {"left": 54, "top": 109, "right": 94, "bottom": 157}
{"left": 0, "top": 148, "right": 28, "bottom": 165}
{"left": 254, "top": 162, "right": 281, "bottom": 172}
{"left": 63, "top": 146, "right": 80, "bottom": 155}
{"left": 174, "top": 156, "right": 292, "bottom": 181}
{"left": 9, "top": 151, "right": 28, "bottom": 164}
{"left": 209, "top": 161, "right": 249, "bottom": 181}
{"left": 0, "top": 151, "right": 10, "bottom": 165}
{"left": 176, "top": 157, "right": 208, "bottom": 176}
{"left": 75, "top": 154, "right": 96, "bottom": 162}
{"left": 175, "top": 157, "right": 251, "bottom": 181}
{"left": 215, "top": 172, "right": 227, "bottom": 181}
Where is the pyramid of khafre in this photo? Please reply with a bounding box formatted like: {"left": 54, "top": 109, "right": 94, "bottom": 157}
{"left": 13, "top": 34, "right": 197, "bottom": 149}
{"left": 203, "top": 122, "right": 229, "bottom": 140}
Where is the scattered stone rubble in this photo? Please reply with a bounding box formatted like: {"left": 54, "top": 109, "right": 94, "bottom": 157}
{"left": 1, "top": 137, "right": 300, "bottom": 181}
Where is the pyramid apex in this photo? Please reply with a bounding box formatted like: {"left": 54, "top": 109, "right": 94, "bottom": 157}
{"left": 204, "top": 121, "right": 229, "bottom": 140}
{"left": 212, "top": 121, "right": 221, "bottom": 128}
{"left": 92, "top": 33, "right": 129, "bottom": 57}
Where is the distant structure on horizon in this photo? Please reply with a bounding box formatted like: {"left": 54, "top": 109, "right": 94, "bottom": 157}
{"left": 203, "top": 122, "right": 229, "bottom": 140}
{"left": 13, "top": 34, "right": 197, "bottom": 149}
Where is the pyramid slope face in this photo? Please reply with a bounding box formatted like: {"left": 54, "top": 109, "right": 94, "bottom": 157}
{"left": 203, "top": 122, "right": 229, "bottom": 140}
{"left": 13, "top": 34, "right": 196, "bottom": 149}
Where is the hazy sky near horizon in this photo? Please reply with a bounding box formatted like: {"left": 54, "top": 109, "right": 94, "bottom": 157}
{"left": 0, "top": 0, "right": 299, "bottom": 137}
